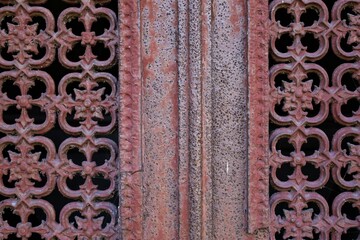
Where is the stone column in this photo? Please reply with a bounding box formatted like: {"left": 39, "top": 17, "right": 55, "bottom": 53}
{"left": 119, "top": 0, "right": 270, "bottom": 239}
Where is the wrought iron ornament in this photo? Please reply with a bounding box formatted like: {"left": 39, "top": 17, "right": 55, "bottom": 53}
{"left": 269, "top": 0, "right": 359, "bottom": 239}
{"left": 0, "top": 0, "right": 119, "bottom": 239}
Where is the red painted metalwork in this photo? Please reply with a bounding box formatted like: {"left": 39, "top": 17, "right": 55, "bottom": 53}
{"left": 0, "top": 0, "right": 119, "bottom": 239}
{"left": 269, "top": 0, "right": 360, "bottom": 239}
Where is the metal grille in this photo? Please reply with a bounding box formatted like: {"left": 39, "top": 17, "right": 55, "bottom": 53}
{"left": 269, "top": 0, "right": 359, "bottom": 239}
{"left": 0, "top": 0, "right": 119, "bottom": 239}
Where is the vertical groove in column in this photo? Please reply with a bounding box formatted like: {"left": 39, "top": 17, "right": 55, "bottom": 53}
{"left": 188, "top": 0, "right": 203, "bottom": 239}
{"left": 200, "top": 0, "right": 214, "bottom": 238}
{"left": 177, "top": 0, "right": 191, "bottom": 239}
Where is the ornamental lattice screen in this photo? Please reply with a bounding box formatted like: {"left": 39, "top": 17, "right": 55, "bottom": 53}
{"left": 269, "top": 0, "right": 359, "bottom": 239}
{"left": 0, "top": 0, "right": 120, "bottom": 239}
{"left": 0, "top": 0, "right": 359, "bottom": 239}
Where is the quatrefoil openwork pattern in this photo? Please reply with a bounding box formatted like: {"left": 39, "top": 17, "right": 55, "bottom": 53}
{"left": 0, "top": 0, "right": 119, "bottom": 239}
{"left": 269, "top": 0, "right": 359, "bottom": 239}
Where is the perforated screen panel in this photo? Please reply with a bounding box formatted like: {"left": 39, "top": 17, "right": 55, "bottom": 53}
{"left": 0, "top": 0, "right": 119, "bottom": 239}
{"left": 269, "top": 0, "right": 359, "bottom": 239}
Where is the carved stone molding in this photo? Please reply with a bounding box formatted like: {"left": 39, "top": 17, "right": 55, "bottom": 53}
{"left": 118, "top": 0, "right": 142, "bottom": 239}
{"left": 247, "top": 0, "right": 270, "bottom": 233}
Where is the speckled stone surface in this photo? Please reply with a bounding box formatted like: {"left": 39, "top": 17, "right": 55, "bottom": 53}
{"left": 211, "top": 0, "right": 249, "bottom": 238}
{"left": 141, "top": 1, "right": 180, "bottom": 239}
{"left": 120, "top": 0, "right": 269, "bottom": 239}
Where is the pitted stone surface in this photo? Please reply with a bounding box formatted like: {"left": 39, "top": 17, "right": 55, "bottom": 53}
{"left": 211, "top": 0, "right": 249, "bottom": 238}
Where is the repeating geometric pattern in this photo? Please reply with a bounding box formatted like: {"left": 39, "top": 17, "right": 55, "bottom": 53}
{"left": 0, "top": 0, "right": 119, "bottom": 239}
{"left": 269, "top": 0, "right": 359, "bottom": 239}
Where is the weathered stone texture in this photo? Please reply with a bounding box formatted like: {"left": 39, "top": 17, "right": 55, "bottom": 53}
{"left": 141, "top": 1, "right": 180, "bottom": 239}
{"left": 136, "top": 0, "right": 269, "bottom": 239}
{"left": 211, "top": 0, "right": 249, "bottom": 239}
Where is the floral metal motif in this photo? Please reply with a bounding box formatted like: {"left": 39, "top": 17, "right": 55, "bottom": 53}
{"left": 270, "top": 0, "right": 360, "bottom": 239}
{"left": 5, "top": 9, "right": 39, "bottom": 64}
{"left": 72, "top": 78, "right": 112, "bottom": 129}
{"left": 7, "top": 141, "right": 42, "bottom": 186}
{"left": 281, "top": 197, "right": 314, "bottom": 240}
{"left": 56, "top": 1, "right": 117, "bottom": 69}
{"left": 348, "top": 5, "right": 360, "bottom": 47}
{"left": 0, "top": 0, "right": 119, "bottom": 239}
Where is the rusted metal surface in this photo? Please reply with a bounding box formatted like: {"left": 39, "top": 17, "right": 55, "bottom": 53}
{"left": 0, "top": 0, "right": 119, "bottom": 239}
{"left": 269, "top": 0, "right": 360, "bottom": 239}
